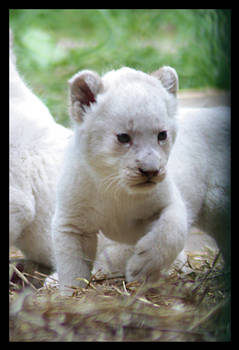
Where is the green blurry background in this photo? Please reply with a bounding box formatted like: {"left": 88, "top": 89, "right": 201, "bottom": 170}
{"left": 10, "top": 9, "right": 231, "bottom": 126}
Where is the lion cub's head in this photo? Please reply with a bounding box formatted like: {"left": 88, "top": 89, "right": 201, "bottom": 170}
{"left": 68, "top": 66, "right": 178, "bottom": 194}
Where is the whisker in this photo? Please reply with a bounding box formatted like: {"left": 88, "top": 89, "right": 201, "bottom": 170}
{"left": 99, "top": 173, "right": 122, "bottom": 195}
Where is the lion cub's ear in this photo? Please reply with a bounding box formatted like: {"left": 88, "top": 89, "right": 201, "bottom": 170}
{"left": 68, "top": 70, "right": 103, "bottom": 122}
{"left": 151, "top": 66, "right": 178, "bottom": 95}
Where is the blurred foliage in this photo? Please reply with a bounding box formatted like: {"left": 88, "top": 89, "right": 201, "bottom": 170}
{"left": 10, "top": 9, "right": 231, "bottom": 126}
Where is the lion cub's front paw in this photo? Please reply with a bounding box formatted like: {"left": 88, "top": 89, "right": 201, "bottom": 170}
{"left": 125, "top": 232, "right": 180, "bottom": 283}
{"left": 125, "top": 238, "right": 163, "bottom": 283}
{"left": 126, "top": 252, "right": 158, "bottom": 283}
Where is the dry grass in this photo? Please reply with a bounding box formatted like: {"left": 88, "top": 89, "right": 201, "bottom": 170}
{"left": 9, "top": 248, "right": 230, "bottom": 342}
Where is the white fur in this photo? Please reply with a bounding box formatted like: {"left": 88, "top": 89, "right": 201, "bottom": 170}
{"left": 52, "top": 66, "right": 230, "bottom": 294}
{"left": 10, "top": 38, "right": 72, "bottom": 268}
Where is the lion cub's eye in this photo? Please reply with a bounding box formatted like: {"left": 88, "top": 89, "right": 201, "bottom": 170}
{"left": 117, "top": 133, "right": 131, "bottom": 144}
{"left": 158, "top": 130, "right": 167, "bottom": 142}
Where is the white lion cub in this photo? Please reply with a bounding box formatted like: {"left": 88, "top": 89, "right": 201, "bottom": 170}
{"left": 10, "top": 32, "right": 72, "bottom": 272}
{"left": 52, "top": 66, "right": 230, "bottom": 294}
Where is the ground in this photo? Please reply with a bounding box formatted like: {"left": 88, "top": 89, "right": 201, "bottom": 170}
{"left": 9, "top": 246, "right": 230, "bottom": 341}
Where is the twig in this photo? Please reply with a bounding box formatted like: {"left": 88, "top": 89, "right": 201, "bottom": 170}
{"left": 188, "top": 299, "right": 229, "bottom": 331}
{"left": 122, "top": 280, "right": 130, "bottom": 295}
{"left": 192, "top": 251, "right": 221, "bottom": 294}
{"left": 10, "top": 264, "right": 37, "bottom": 291}
{"left": 75, "top": 277, "right": 97, "bottom": 290}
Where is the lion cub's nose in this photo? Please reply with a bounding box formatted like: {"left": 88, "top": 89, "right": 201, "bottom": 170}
{"left": 138, "top": 168, "right": 159, "bottom": 179}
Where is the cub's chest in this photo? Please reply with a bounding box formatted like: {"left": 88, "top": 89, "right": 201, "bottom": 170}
{"left": 93, "top": 196, "right": 161, "bottom": 244}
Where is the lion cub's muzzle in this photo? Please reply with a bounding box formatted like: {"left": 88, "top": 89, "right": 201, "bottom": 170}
{"left": 134, "top": 165, "right": 166, "bottom": 188}
{"left": 138, "top": 167, "right": 159, "bottom": 180}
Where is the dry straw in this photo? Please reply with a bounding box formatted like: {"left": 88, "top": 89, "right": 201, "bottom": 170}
{"left": 9, "top": 249, "right": 230, "bottom": 341}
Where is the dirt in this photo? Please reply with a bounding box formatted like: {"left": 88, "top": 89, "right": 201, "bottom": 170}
{"left": 178, "top": 88, "right": 230, "bottom": 108}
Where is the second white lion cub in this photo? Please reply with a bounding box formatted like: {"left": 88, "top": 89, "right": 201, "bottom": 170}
{"left": 52, "top": 66, "right": 230, "bottom": 294}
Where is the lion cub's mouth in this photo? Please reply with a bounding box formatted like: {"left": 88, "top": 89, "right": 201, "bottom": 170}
{"left": 135, "top": 180, "right": 156, "bottom": 187}
{"left": 132, "top": 180, "right": 158, "bottom": 190}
